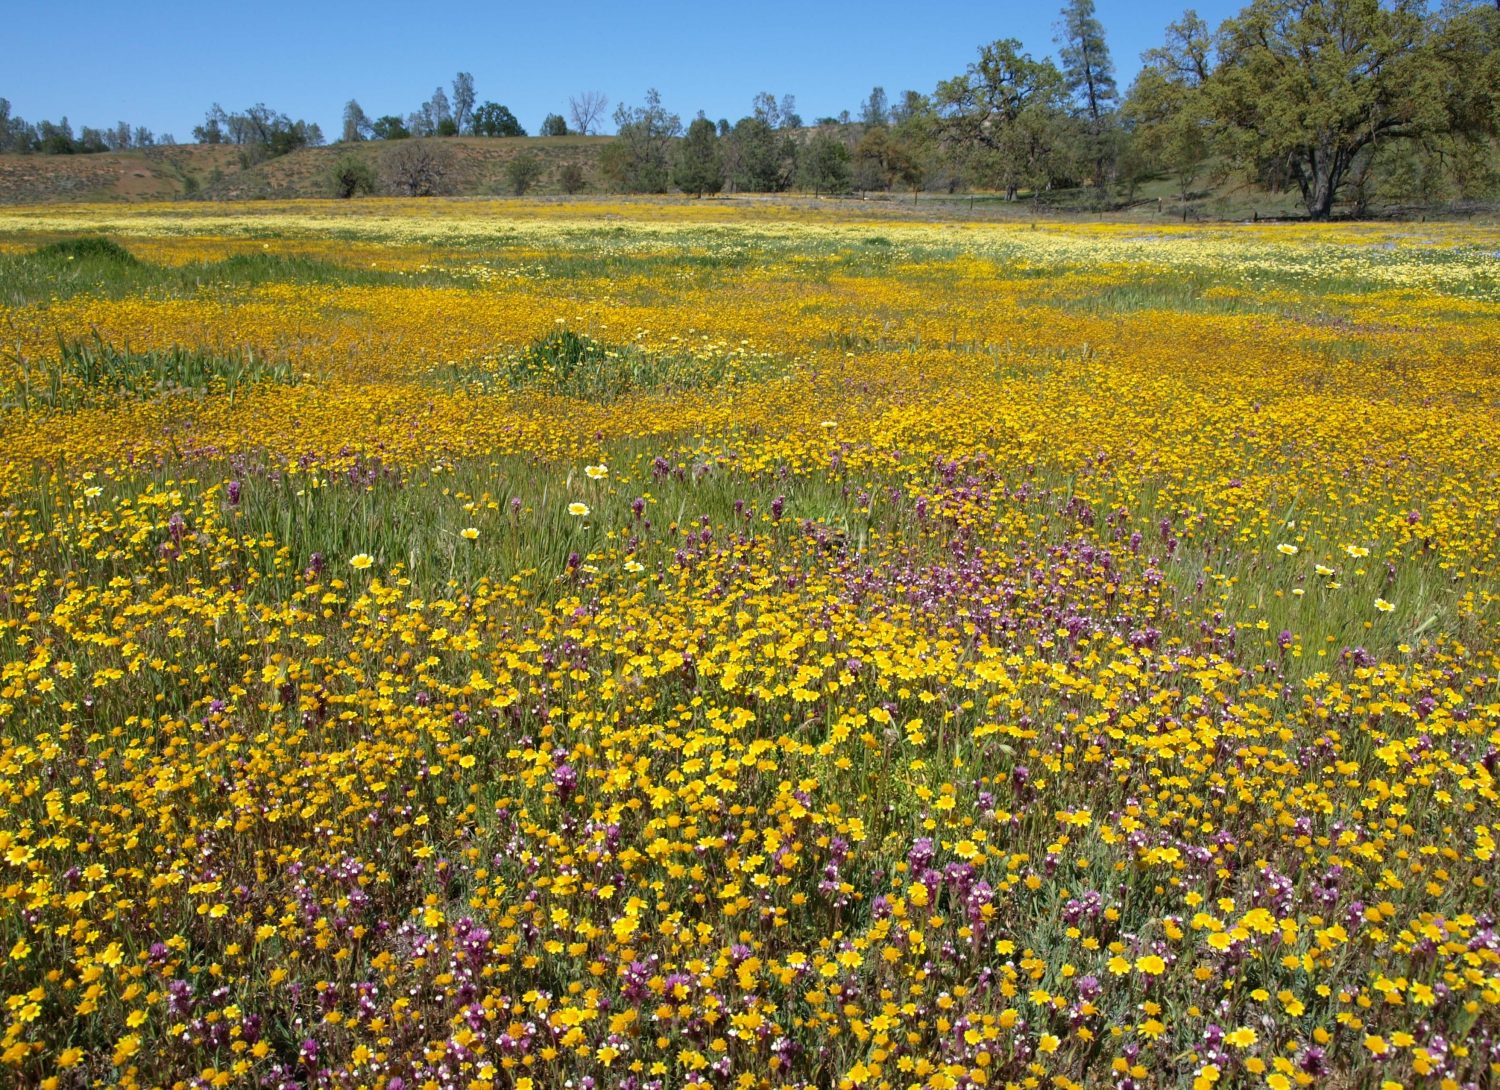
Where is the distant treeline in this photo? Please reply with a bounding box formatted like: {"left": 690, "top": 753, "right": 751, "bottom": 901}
{"left": 190, "top": 104, "right": 325, "bottom": 167}
{"left": 0, "top": 100, "right": 170, "bottom": 154}
{"left": 598, "top": 0, "right": 1498, "bottom": 218}
{"left": 5, "top": 0, "right": 1497, "bottom": 217}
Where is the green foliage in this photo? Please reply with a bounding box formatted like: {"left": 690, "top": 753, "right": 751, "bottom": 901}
{"left": 508, "top": 329, "right": 620, "bottom": 389}
{"left": 3, "top": 335, "right": 298, "bottom": 412}
{"left": 672, "top": 117, "right": 724, "bottom": 196}
{"left": 723, "top": 117, "right": 798, "bottom": 192}
{"left": 0, "top": 241, "right": 470, "bottom": 311}
{"left": 327, "top": 154, "right": 377, "bottom": 199}
{"left": 1360, "top": 130, "right": 1500, "bottom": 209}
{"left": 1208, "top": 0, "right": 1450, "bottom": 218}
{"left": 0, "top": 107, "right": 157, "bottom": 156}
{"left": 798, "top": 130, "right": 853, "bottom": 195}
{"left": 38, "top": 120, "right": 78, "bottom": 155}
{"left": 936, "top": 39, "right": 1079, "bottom": 199}
{"left": 603, "top": 89, "right": 681, "bottom": 193}
{"left": 31, "top": 236, "right": 139, "bottom": 264}
{"left": 451, "top": 72, "right": 476, "bottom": 135}
{"left": 194, "top": 103, "right": 322, "bottom": 165}
{"left": 1057, "top": 0, "right": 1118, "bottom": 122}
{"left": 853, "top": 126, "right": 923, "bottom": 193}
{"left": 890, "top": 100, "right": 940, "bottom": 193}
{"left": 1124, "top": 14, "right": 1216, "bottom": 203}
{"left": 558, "top": 161, "right": 588, "bottom": 194}
{"left": 473, "top": 102, "right": 526, "bottom": 138}
{"left": 10, "top": 1, "right": 1498, "bottom": 216}
{"left": 342, "top": 100, "right": 373, "bottom": 143}
{"left": 503, "top": 153, "right": 545, "bottom": 195}
{"left": 1438, "top": 4, "right": 1500, "bottom": 142}
{"left": 1057, "top": 0, "right": 1121, "bottom": 188}
{"left": 371, "top": 115, "right": 410, "bottom": 140}
{"left": 439, "top": 328, "right": 780, "bottom": 402}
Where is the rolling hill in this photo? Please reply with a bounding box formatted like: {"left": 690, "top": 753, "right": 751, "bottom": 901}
{"left": 0, "top": 136, "right": 612, "bottom": 203}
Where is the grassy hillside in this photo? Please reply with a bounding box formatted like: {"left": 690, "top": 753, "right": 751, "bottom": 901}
{"left": 0, "top": 144, "right": 245, "bottom": 203}
{"left": 2, "top": 138, "right": 1490, "bottom": 221}
{"left": 0, "top": 137, "right": 612, "bottom": 203}
{"left": 201, "top": 136, "right": 612, "bottom": 200}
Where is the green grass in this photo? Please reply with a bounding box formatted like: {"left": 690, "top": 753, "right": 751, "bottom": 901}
{"left": 0, "top": 237, "right": 464, "bottom": 306}
{"left": 2, "top": 334, "right": 299, "bottom": 412}
{"left": 434, "top": 327, "right": 789, "bottom": 401}
{"left": 30, "top": 235, "right": 141, "bottom": 264}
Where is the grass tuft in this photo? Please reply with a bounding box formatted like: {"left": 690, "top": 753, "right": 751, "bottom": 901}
{"left": 3, "top": 334, "right": 298, "bottom": 412}
{"left": 438, "top": 327, "right": 786, "bottom": 401}
{"left": 30, "top": 235, "right": 140, "bottom": 264}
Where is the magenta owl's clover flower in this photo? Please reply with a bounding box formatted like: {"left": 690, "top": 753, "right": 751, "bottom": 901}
{"left": 907, "top": 837, "right": 936, "bottom": 872}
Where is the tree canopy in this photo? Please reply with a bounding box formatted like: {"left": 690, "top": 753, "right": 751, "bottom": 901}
{"left": 1208, "top": 0, "right": 1451, "bottom": 217}
{"left": 5, "top": 1, "right": 1496, "bottom": 213}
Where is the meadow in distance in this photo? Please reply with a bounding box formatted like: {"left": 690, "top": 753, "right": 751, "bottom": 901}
{"left": 0, "top": 197, "right": 1496, "bottom": 1090}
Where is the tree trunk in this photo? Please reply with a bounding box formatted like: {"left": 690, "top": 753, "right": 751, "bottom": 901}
{"left": 1303, "top": 138, "right": 1349, "bottom": 220}
{"left": 1305, "top": 163, "right": 1338, "bottom": 219}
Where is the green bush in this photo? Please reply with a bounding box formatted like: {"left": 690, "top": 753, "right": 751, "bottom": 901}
{"left": 437, "top": 328, "right": 783, "bottom": 402}
{"left": 558, "top": 162, "right": 587, "bottom": 194}
{"left": 3, "top": 335, "right": 299, "bottom": 412}
{"left": 31, "top": 237, "right": 139, "bottom": 264}
{"left": 504, "top": 153, "right": 545, "bottom": 196}
{"left": 328, "top": 154, "right": 377, "bottom": 199}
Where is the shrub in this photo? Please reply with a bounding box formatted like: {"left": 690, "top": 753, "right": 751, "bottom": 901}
{"left": 328, "top": 154, "right": 377, "bottom": 199}
{"left": 504, "top": 153, "right": 545, "bottom": 196}
{"left": 31, "top": 237, "right": 138, "bottom": 264}
{"left": 380, "top": 141, "right": 455, "bottom": 196}
{"left": 558, "top": 162, "right": 587, "bottom": 194}
{"left": 438, "top": 328, "right": 782, "bottom": 402}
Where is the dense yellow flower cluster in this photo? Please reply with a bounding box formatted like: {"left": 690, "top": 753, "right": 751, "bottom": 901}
{"left": 0, "top": 200, "right": 1496, "bottom": 1090}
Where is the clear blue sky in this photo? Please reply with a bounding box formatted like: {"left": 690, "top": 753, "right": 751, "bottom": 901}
{"left": 7, "top": 1, "right": 1239, "bottom": 139}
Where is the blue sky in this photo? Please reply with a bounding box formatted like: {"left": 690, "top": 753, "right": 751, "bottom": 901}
{"left": 7, "top": 1, "right": 1239, "bottom": 139}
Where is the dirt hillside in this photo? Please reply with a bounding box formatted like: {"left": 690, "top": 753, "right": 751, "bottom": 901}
{"left": 0, "top": 137, "right": 611, "bottom": 203}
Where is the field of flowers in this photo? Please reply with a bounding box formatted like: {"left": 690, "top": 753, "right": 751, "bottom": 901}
{"left": 0, "top": 199, "right": 1497, "bottom": 1090}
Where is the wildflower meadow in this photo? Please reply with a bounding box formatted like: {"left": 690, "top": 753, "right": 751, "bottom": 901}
{"left": 0, "top": 200, "right": 1497, "bottom": 1090}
